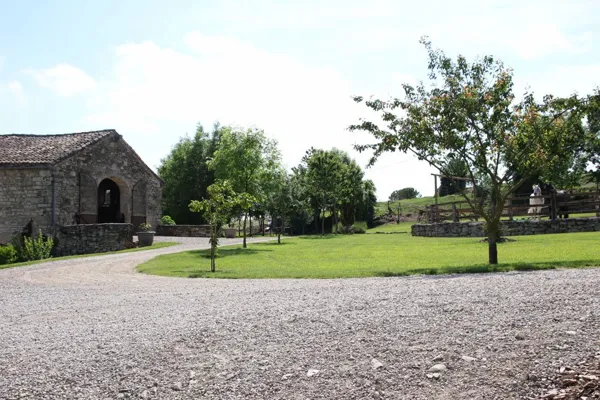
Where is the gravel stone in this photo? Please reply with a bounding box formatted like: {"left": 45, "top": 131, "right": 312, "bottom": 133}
{"left": 371, "top": 358, "right": 384, "bottom": 370}
{"left": 429, "top": 363, "right": 448, "bottom": 372}
{"left": 0, "top": 235, "right": 599, "bottom": 399}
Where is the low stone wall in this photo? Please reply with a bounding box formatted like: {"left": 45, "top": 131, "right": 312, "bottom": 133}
{"left": 53, "top": 224, "right": 134, "bottom": 257}
{"left": 156, "top": 224, "right": 211, "bottom": 237}
{"left": 412, "top": 217, "right": 600, "bottom": 237}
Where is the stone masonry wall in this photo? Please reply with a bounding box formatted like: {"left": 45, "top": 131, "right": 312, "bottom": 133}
{"left": 53, "top": 223, "right": 134, "bottom": 257}
{"left": 411, "top": 217, "right": 600, "bottom": 237}
{"left": 54, "top": 133, "right": 162, "bottom": 229}
{"left": 0, "top": 168, "right": 53, "bottom": 243}
{"left": 156, "top": 224, "right": 211, "bottom": 237}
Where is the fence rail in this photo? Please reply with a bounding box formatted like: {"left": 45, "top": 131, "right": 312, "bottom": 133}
{"left": 422, "top": 190, "right": 600, "bottom": 223}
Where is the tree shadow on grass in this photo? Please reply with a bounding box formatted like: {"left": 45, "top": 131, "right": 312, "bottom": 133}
{"left": 187, "top": 270, "right": 238, "bottom": 278}
{"left": 298, "top": 235, "right": 345, "bottom": 240}
{"left": 374, "top": 259, "right": 600, "bottom": 278}
{"left": 189, "top": 247, "right": 272, "bottom": 259}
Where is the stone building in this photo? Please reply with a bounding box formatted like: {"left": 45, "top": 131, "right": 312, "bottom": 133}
{"left": 0, "top": 130, "right": 162, "bottom": 243}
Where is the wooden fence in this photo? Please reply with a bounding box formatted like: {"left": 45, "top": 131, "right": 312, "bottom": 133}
{"left": 422, "top": 190, "right": 600, "bottom": 223}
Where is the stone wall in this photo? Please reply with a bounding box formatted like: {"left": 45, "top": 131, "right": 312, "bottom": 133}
{"left": 53, "top": 223, "right": 134, "bottom": 257}
{"left": 412, "top": 217, "right": 600, "bottom": 237}
{"left": 156, "top": 224, "right": 211, "bottom": 237}
{"left": 54, "top": 133, "right": 162, "bottom": 229}
{"left": 0, "top": 168, "right": 53, "bottom": 243}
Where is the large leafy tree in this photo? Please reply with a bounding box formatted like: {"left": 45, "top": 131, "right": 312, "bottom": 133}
{"left": 357, "top": 179, "right": 378, "bottom": 228}
{"left": 288, "top": 166, "right": 314, "bottom": 234}
{"left": 350, "top": 38, "right": 594, "bottom": 264}
{"left": 336, "top": 151, "right": 366, "bottom": 229}
{"left": 300, "top": 148, "right": 373, "bottom": 234}
{"left": 158, "top": 123, "right": 222, "bottom": 224}
{"left": 302, "top": 148, "right": 345, "bottom": 235}
{"left": 209, "top": 126, "right": 281, "bottom": 248}
{"left": 263, "top": 168, "right": 292, "bottom": 244}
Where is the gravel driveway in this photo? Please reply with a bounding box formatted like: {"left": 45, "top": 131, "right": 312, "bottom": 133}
{"left": 0, "top": 236, "right": 599, "bottom": 399}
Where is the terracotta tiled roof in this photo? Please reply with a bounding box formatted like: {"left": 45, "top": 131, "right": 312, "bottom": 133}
{"left": 0, "top": 130, "right": 116, "bottom": 167}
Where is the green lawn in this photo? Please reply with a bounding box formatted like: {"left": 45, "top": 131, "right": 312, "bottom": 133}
{"left": 137, "top": 232, "right": 600, "bottom": 279}
{"left": 1, "top": 241, "right": 178, "bottom": 270}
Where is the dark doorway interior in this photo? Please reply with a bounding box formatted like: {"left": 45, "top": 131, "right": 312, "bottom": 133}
{"left": 97, "top": 179, "right": 122, "bottom": 223}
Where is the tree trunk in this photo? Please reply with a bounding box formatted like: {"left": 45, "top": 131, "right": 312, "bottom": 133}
{"left": 278, "top": 213, "right": 283, "bottom": 244}
{"left": 210, "top": 224, "right": 216, "bottom": 272}
{"left": 488, "top": 193, "right": 499, "bottom": 265}
{"left": 321, "top": 209, "right": 325, "bottom": 236}
{"left": 333, "top": 205, "right": 337, "bottom": 234}
{"left": 262, "top": 216, "right": 265, "bottom": 236}
{"left": 488, "top": 229, "right": 498, "bottom": 265}
{"left": 243, "top": 213, "right": 247, "bottom": 248}
{"left": 249, "top": 216, "right": 253, "bottom": 238}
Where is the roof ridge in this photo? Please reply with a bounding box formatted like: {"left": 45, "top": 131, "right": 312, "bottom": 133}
{"left": 1, "top": 129, "right": 116, "bottom": 137}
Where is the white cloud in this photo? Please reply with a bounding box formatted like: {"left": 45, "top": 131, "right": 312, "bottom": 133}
{"left": 82, "top": 33, "right": 369, "bottom": 172}
{"left": 0, "top": 80, "right": 26, "bottom": 106}
{"left": 72, "top": 0, "right": 599, "bottom": 200}
{"left": 79, "top": 32, "right": 433, "bottom": 199}
{"left": 27, "top": 64, "right": 97, "bottom": 96}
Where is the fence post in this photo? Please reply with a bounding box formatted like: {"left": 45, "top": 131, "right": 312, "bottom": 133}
{"left": 452, "top": 203, "right": 458, "bottom": 222}
{"left": 550, "top": 191, "right": 557, "bottom": 220}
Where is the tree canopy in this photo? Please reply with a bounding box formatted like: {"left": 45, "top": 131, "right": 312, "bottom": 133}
{"left": 299, "top": 148, "right": 373, "bottom": 234}
{"left": 209, "top": 126, "right": 281, "bottom": 247}
{"left": 389, "top": 187, "right": 420, "bottom": 201}
{"left": 158, "top": 123, "right": 222, "bottom": 224}
{"left": 350, "top": 37, "right": 597, "bottom": 264}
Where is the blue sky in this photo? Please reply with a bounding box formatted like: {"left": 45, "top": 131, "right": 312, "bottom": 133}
{"left": 1, "top": 0, "right": 599, "bottom": 199}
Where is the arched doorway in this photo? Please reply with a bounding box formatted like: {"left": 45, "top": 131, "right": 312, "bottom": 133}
{"left": 97, "top": 179, "right": 122, "bottom": 223}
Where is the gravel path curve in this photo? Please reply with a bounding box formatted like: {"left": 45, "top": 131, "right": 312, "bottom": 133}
{"left": 0, "top": 236, "right": 599, "bottom": 399}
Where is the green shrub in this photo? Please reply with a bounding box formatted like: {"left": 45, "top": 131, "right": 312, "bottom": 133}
{"left": 353, "top": 221, "right": 368, "bottom": 231}
{"left": 23, "top": 232, "right": 54, "bottom": 261}
{"left": 11, "top": 230, "right": 54, "bottom": 262}
{"left": 138, "top": 223, "right": 153, "bottom": 232}
{"left": 0, "top": 245, "right": 17, "bottom": 265}
{"left": 160, "top": 215, "right": 176, "bottom": 225}
{"left": 353, "top": 227, "right": 366, "bottom": 234}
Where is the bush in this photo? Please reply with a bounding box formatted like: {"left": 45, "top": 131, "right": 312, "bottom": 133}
{"left": 11, "top": 230, "right": 54, "bottom": 262}
{"left": 160, "top": 215, "right": 176, "bottom": 225}
{"left": 0, "top": 245, "right": 17, "bottom": 265}
{"left": 353, "top": 227, "right": 366, "bottom": 234}
{"left": 138, "top": 223, "right": 153, "bottom": 232}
